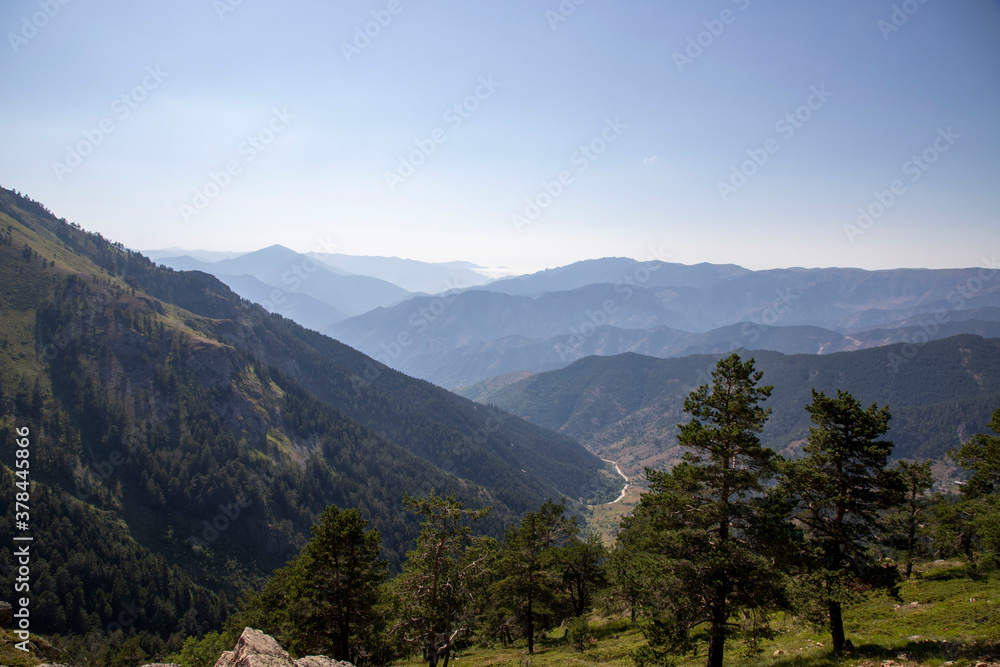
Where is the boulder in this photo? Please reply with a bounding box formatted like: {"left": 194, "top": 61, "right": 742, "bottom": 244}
{"left": 0, "top": 601, "right": 12, "bottom": 626}
{"left": 295, "top": 658, "right": 354, "bottom": 667}
{"left": 213, "top": 628, "right": 354, "bottom": 667}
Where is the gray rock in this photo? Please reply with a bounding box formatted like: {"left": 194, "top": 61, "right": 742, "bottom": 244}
{"left": 295, "top": 658, "right": 354, "bottom": 667}
{"left": 0, "top": 600, "right": 11, "bottom": 626}
{"left": 212, "top": 628, "right": 294, "bottom": 667}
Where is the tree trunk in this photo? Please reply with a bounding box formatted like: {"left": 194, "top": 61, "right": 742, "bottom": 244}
{"left": 906, "top": 512, "right": 916, "bottom": 577}
{"left": 829, "top": 599, "right": 845, "bottom": 653}
{"left": 527, "top": 594, "right": 535, "bottom": 654}
{"left": 707, "top": 586, "right": 727, "bottom": 667}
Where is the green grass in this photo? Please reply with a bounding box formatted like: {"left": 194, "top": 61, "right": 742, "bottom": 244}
{"left": 0, "top": 629, "right": 71, "bottom": 667}
{"left": 396, "top": 562, "right": 1000, "bottom": 667}
{"left": 579, "top": 484, "right": 644, "bottom": 545}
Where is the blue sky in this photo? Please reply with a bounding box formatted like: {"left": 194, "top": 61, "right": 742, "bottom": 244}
{"left": 1, "top": 0, "right": 998, "bottom": 273}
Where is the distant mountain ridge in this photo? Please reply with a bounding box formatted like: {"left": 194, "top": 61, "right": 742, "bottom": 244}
{"left": 477, "top": 257, "right": 750, "bottom": 296}
{"left": 328, "top": 258, "right": 1000, "bottom": 388}
{"left": 308, "top": 252, "right": 493, "bottom": 294}
{"left": 155, "top": 245, "right": 413, "bottom": 325}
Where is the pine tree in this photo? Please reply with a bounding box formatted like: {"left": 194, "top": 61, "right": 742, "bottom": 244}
{"left": 555, "top": 531, "right": 608, "bottom": 618}
{"left": 783, "top": 389, "right": 904, "bottom": 653}
{"left": 622, "top": 353, "right": 786, "bottom": 667}
{"left": 389, "top": 493, "right": 493, "bottom": 667}
{"left": 949, "top": 406, "right": 1000, "bottom": 571}
{"left": 492, "top": 499, "right": 577, "bottom": 654}
{"left": 885, "top": 460, "right": 935, "bottom": 577}
{"left": 286, "top": 505, "right": 387, "bottom": 663}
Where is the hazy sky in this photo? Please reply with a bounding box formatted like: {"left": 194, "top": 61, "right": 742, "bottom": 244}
{"left": 1, "top": 0, "right": 998, "bottom": 273}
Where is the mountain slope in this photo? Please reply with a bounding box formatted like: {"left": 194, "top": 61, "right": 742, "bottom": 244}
{"left": 212, "top": 272, "right": 347, "bottom": 332}
{"left": 459, "top": 335, "right": 1000, "bottom": 481}
{"left": 0, "top": 187, "right": 615, "bottom": 648}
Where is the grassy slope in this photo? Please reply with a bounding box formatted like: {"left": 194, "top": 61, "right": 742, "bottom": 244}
{"left": 395, "top": 562, "right": 998, "bottom": 667}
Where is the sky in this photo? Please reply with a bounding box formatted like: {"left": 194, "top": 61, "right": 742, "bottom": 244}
{"left": 1, "top": 0, "right": 998, "bottom": 274}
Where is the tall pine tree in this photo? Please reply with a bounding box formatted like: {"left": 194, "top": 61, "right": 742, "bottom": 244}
{"left": 949, "top": 406, "right": 1000, "bottom": 571}
{"left": 622, "top": 353, "right": 786, "bottom": 667}
{"left": 783, "top": 389, "right": 904, "bottom": 653}
{"left": 492, "top": 499, "right": 577, "bottom": 654}
{"left": 388, "top": 493, "right": 493, "bottom": 667}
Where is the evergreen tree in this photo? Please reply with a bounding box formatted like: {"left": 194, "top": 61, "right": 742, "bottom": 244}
{"left": 885, "top": 460, "right": 935, "bottom": 577}
{"left": 622, "top": 353, "right": 785, "bottom": 667}
{"left": 492, "top": 499, "right": 577, "bottom": 654}
{"left": 783, "top": 389, "right": 904, "bottom": 654}
{"left": 285, "top": 505, "right": 387, "bottom": 663}
{"left": 555, "top": 531, "right": 608, "bottom": 618}
{"left": 949, "top": 406, "right": 1000, "bottom": 571}
{"left": 389, "top": 493, "right": 493, "bottom": 667}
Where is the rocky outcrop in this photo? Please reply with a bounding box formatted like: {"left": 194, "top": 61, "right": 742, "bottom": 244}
{"left": 212, "top": 628, "right": 354, "bottom": 667}
{"left": 294, "top": 658, "right": 354, "bottom": 667}
{"left": 0, "top": 600, "right": 12, "bottom": 626}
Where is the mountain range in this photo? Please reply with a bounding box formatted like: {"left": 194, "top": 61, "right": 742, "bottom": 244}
{"left": 144, "top": 248, "right": 1000, "bottom": 391}
{"left": 4, "top": 184, "right": 999, "bottom": 649}
{"left": 0, "top": 187, "right": 616, "bottom": 643}
{"left": 326, "top": 258, "right": 1000, "bottom": 388}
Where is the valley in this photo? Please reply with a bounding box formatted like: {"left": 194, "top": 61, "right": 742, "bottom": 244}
{"left": 1, "top": 186, "right": 998, "bottom": 666}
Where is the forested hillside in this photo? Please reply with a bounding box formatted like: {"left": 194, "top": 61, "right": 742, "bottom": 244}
{"left": 460, "top": 336, "right": 1000, "bottom": 480}
{"left": 0, "top": 187, "right": 615, "bottom": 658}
